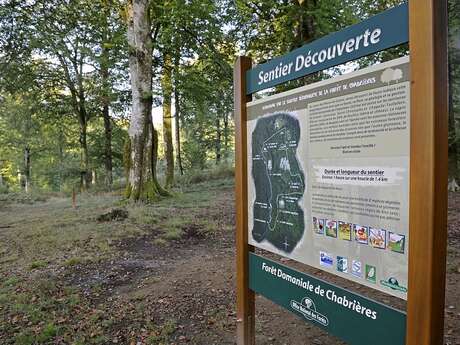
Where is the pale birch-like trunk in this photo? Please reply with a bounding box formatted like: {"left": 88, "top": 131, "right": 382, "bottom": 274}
{"left": 126, "top": 0, "right": 168, "bottom": 200}
{"left": 127, "top": 0, "right": 153, "bottom": 200}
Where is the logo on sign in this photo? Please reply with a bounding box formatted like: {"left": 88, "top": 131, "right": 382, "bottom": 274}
{"left": 380, "top": 277, "right": 408, "bottom": 292}
{"left": 320, "top": 251, "right": 333, "bottom": 267}
{"left": 290, "top": 297, "right": 329, "bottom": 327}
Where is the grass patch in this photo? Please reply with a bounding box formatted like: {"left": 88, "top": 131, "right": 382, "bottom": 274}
{"left": 147, "top": 319, "right": 177, "bottom": 345}
{"left": 64, "top": 257, "right": 85, "bottom": 266}
{"left": 162, "top": 227, "right": 183, "bottom": 240}
{"left": 14, "top": 331, "right": 35, "bottom": 345}
{"left": 199, "top": 219, "right": 219, "bottom": 234}
{"left": 29, "top": 260, "right": 48, "bottom": 270}
{"left": 36, "top": 323, "right": 58, "bottom": 342}
{"left": 3, "top": 276, "right": 21, "bottom": 287}
{"left": 153, "top": 238, "right": 167, "bottom": 246}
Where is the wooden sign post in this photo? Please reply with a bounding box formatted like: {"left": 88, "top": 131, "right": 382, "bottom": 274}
{"left": 234, "top": 2, "right": 448, "bottom": 345}
{"left": 407, "top": 1, "right": 448, "bottom": 345}
{"left": 234, "top": 56, "right": 255, "bottom": 344}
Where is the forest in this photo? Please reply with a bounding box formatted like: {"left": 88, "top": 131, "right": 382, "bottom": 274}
{"left": 0, "top": 1, "right": 459, "bottom": 344}
{"left": 0, "top": 0, "right": 457, "bottom": 195}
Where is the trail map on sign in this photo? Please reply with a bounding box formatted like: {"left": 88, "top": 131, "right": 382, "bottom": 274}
{"left": 251, "top": 113, "right": 305, "bottom": 253}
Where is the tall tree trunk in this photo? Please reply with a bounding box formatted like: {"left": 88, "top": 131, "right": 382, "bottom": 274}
{"left": 58, "top": 128, "right": 64, "bottom": 192}
{"left": 56, "top": 44, "right": 92, "bottom": 191}
{"left": 173, "top": 56, "right": 184, "bottom": 175}
{"left": 127, "top": 0, "right": 151, "bottom": 200}
{"left": 101, "top": 2, "right": 113, "bottom": 188}
{"left": 126, "top": 0, "right": 167, "bottom": 200}
{"left": 79, "top": 118, "right": 90, "bottom": 191}
{"left": 215, "top": 117, "right": 221, "bottom": 164}
{"left": 162, "top": 54, "right": 174, "bottom": 187}
{"left": 223, "top": 110, "right": 229, "bottom": 154}
{"left": 24, "top": 146, "right": 30, "bottom": 193}
{"left": 102, "top": 101, "right": 113, "bottom": 187}
{"left": 149, "top": 122, "right": 169, "bottom": 197}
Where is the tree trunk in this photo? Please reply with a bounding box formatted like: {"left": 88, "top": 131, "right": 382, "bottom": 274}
{"left": 79, "top": 119, "right": 90, "bottom": 191}
{"left": 149, "top": 122, "right": 169, "bottom": 197}
{"left": 92, "top": 170, "right": 97, "bottom": 185}
{"left": 24, "top": 146, "right": 30, "bottom": 193}
{"left": 215, "top": 117, "right": 221, "bottom": 164}
{"left": 126, "top": 0, "right": 167, "bottom": 201}
{"left": 103, "top": 102, "right": 113, "bottom": 187}
{"left": 173, "top": 57, "right": 184, "bottom": 175}
{"left": 223, "top": 110, "right": 229, "bottom": 154}
{"left": 101, "top": 3, "right": 113, "bottom": 188}
{"left": 162, "top": 54, "right": 174, "bottom": 188}
{"left": 58, "top": 127, "right": 64, "bottom": 192}
{"left": 17, "top": 170, "right": 22, "bottom": 189}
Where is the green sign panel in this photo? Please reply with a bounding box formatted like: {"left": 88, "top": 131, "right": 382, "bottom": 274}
{"left": 246, "top": 3, "right": 408, "bottom": 94}
{"left": 249, "top": 253, "right": 406, "bottom": 345}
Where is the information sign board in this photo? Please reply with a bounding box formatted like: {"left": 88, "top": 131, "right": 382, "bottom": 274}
{"left": 234, "top": 2, "right": 448, "bottom": 345}
{"left": 247, "top": 57, "right": 410, "bottom": 299}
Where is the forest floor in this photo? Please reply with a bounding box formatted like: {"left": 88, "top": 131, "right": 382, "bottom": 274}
{"left": 0, "top": 178, "right": 459, "bottom": 345}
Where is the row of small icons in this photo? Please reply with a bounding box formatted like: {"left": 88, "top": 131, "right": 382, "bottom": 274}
{"left": 312, "top": 217, "right": 405, "bottom": 254}
{"left": 320, "top": 252, "right": 377, "bottom": 283}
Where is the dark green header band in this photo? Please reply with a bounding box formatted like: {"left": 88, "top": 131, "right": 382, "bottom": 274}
{"left": 246, "top": 4, "right": 408, "bottom": 94}
{"left": 249, "top": 253, "right": 406, "bottom": 345}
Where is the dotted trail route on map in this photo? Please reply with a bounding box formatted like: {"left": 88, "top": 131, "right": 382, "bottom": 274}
{"left": 251, "top": 113, "right": 305, "bottom": 253}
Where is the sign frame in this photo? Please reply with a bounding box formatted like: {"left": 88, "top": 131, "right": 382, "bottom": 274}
{"left": 234, "top": 1, "right": 448, "bottom": 345}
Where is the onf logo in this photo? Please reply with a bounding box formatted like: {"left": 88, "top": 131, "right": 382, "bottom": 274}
{"left": 290, "top": 297, "right": 329, "bottom": 327}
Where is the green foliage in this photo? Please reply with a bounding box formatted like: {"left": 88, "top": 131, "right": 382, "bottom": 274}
{"left": 0, "top": 0, "right": 129, "bottom": 193}
{"left": 37, "top": 323, "right": 58, "bottom": 342}
{"left": 183, "top": 138, "right": 207, "bottom": 170}
{"left": 176, "top": 164, "right": 234, "bottom": 186}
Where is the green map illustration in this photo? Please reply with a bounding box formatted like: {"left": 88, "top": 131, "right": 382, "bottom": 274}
{"left": 251, "top": 113, "right": 305, "bottom": 253}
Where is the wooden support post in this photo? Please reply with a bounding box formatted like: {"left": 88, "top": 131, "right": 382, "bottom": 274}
{"left": 407, "top": 1, "right": 448, "bottom": 345}
{"left": 234, "top": 56, "right": 255, "bottom": 345}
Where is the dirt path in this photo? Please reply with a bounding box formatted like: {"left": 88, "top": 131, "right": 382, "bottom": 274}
{"left": 0, "top": 185, "right": 459, "bottom": 344}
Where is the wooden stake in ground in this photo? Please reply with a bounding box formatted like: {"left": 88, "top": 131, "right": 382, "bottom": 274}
{"left": 72, "top": 188, "right": 76, "bottom": 209}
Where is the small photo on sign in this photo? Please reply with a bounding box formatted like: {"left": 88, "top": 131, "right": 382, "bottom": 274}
{"left": 354, "top": 225, "right": 369, "bottom": 244}
{"left": 388, "top": 232, "right": 405, "bottom": 253}
{"left": 313, "top": 217, "right": 324, "bottom": 234}
{"left": 338, "top": 222, "right": 352, "bottom": 241}
{"left": 320, "top": 251, "right": 334, "bottom": 267}
{"left": 352, "top": 260, "right": 362, "bottom": 277}
{"left": 369, "top": 228, "right": 386, "bottom": 249}
{"left": 318, "top": 219, "right": 325, "bottom": 234}
{"left": 365, "top": 264, "right": 377, "bottom": 283}
{"left": 337, "top": 256, "right": 348, "bottom": 273}
{"left": 325, "top": 220, "right": 338, "bottom": 238}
